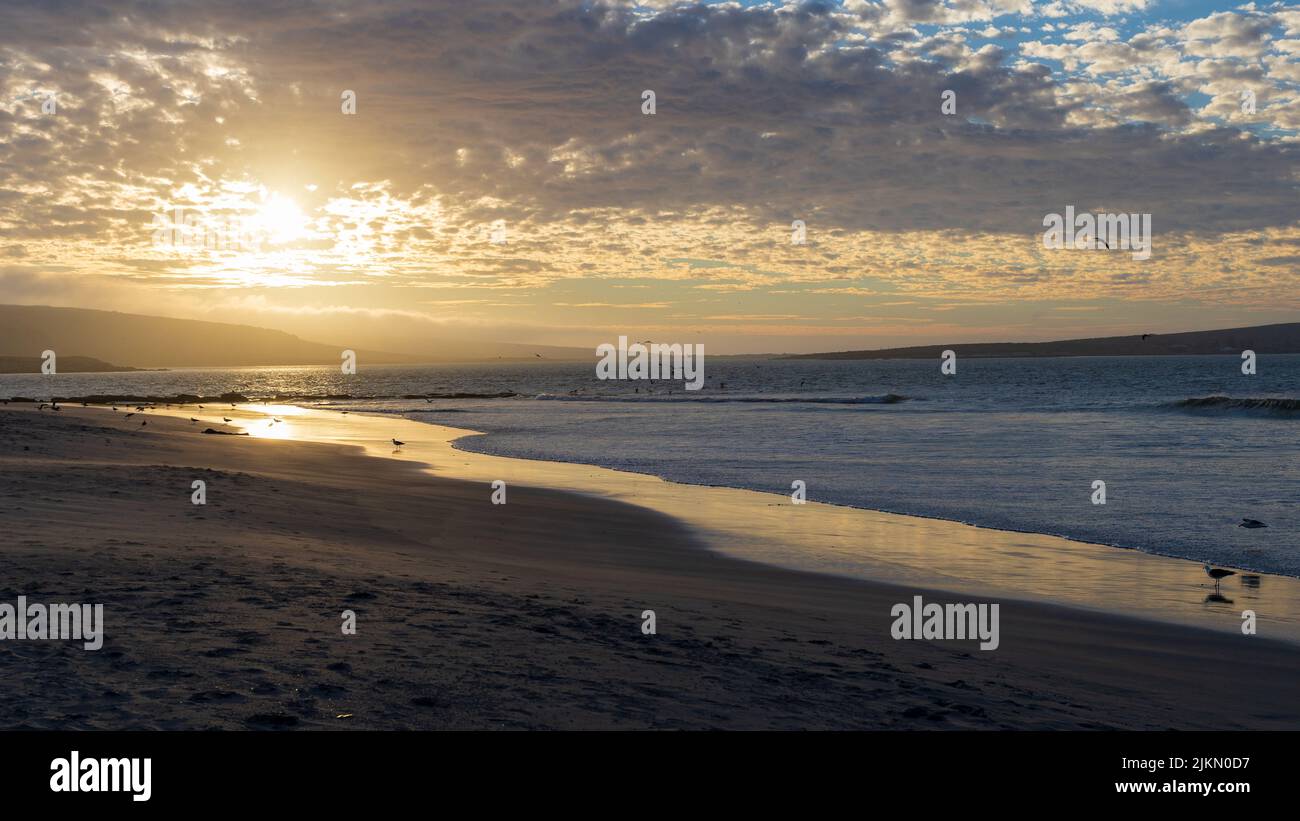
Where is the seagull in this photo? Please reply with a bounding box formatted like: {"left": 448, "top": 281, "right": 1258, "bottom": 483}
{"left": 1204, "top": 565, "right": 1236, "bottom": 588}
{"left": 391, "top": 438, "right": 405, "bottom": 447}
{"left": 1239, "top": 518, "right": 1267, "bottom": 529}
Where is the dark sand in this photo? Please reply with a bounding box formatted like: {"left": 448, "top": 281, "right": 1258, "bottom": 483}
{"left": 1, "top": 406, "right": 1296, "bottom": 729}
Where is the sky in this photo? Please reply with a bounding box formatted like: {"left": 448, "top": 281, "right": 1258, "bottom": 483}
{"left": 1, "top": 0, "right": 1297, "bottom": 355}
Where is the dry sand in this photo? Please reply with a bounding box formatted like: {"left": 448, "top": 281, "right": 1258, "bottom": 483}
{"left": 0, "top": 405, "right": 1296, "bottom": 730}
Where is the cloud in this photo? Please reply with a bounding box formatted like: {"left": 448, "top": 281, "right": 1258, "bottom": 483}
{"left": 0, "top": 0, "right": 1296, "bottom": 347}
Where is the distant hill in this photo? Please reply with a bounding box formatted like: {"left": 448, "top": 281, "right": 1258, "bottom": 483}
{"left": 0, "top": 355, "right": 141, "bottom": 374}
{"left": 792, "top": 323, "right": 1300, "bottom": 360}
{"left": 0, "top": 305, "right": 583, "bottom": 367}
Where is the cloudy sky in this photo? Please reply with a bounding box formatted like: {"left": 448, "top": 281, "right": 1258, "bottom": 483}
{"left": 1, "top": 0, "right": 1297, "bottom": 354}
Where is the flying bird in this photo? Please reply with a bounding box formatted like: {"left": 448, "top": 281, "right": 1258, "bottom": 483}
{"left": 1239, "top": 518, "right": 1267, "bottom": 529}
{"left": 1204, "top": 565, "right": 1236, "bottom": 588}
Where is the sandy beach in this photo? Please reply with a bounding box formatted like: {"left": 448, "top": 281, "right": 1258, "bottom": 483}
{"left": 1, "top": 403, "right": 1296, "bottom": 730}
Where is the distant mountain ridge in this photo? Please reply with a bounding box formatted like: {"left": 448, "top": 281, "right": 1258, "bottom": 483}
{"left": 0, "top": 305, "right": 584, "bottom": 367}
{"left": 0, "top": 355, "right": 141, "bottom": 374}
{"left": 792, "top": 323, "right": 1300, "bottom": 360}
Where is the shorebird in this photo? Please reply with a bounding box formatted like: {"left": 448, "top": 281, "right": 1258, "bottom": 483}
{"left": 124, "top": 412, "right": 135, "bottom": 419}
{"left": 391, "top": 438, "right": 405, "bottom": 447}
{"left": 140, "top": 420, "right": 147, "bottom": 427}
{"left": 222, "top": 417, "right": 232, "bottom": 423}
{"left": 1204, "top": 565, "right": 1236, "bottom": 588}
{"left": 1239, "top": 518, "right": 1267, "bottom": 529}
{"left": 273, "top": 417, "right": 282, "bottom": 423}
{"left": 190, "top": 417, "right": 199, "bottom": 423}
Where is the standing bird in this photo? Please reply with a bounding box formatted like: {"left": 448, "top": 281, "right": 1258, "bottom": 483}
{"left": 1239, "top": 518, "right": 1267, "bottom": 529}
{"left": 1204, "top": 565, "right": 1236, "bottom": 588}
{"left": 391, "top": 438, "right": 405, "bottom": 448}
{"left": 190, "top": 417, "right": 199, "bottom": 423}
{"left": 222, "top": 417, "right": 232, "bottom": 423}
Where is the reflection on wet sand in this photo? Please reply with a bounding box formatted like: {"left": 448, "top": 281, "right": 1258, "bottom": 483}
{"left": 157, "top": 402, "right": 1300, "bottom": 645}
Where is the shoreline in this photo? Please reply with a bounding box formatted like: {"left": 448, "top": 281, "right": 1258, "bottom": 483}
{"left": 450, "top": 434, "right": 1295, "bottom": 582}
{"left": 288, "top": 402, "right": 1300, "bottom": 644}
{"left": 27, "top": 399, "right": 1300, "bottom": 643}
{"left": 2, "top": 403, "right": 1298, "bottom": 729}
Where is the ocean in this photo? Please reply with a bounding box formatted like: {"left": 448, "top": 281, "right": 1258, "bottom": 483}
{"left": 5, "top": 354, "right": 1297, "bottom": 576}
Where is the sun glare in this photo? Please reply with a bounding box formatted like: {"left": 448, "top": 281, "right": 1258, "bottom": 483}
{"left": 251, "top": 194, "right": 307, "bottom": 243}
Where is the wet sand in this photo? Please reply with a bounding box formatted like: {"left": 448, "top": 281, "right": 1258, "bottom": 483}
{"left": 0, "top": 404, "right": 1296, "bottom": 730}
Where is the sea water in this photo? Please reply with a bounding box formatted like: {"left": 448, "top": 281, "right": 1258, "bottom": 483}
{"left": 4, "top": 354, "right": 1296, "bottom": 576}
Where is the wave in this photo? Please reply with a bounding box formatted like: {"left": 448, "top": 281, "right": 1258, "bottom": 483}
{"left": 532, "top": 393, "right": 912, "bottom": 405}
{"left": 1168, "top": 396, "right": 1300, "bottom": 416}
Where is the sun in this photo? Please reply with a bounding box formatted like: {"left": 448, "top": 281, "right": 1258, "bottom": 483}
{"left": 250, "top": 194, "right": 307, "bottom": 244}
